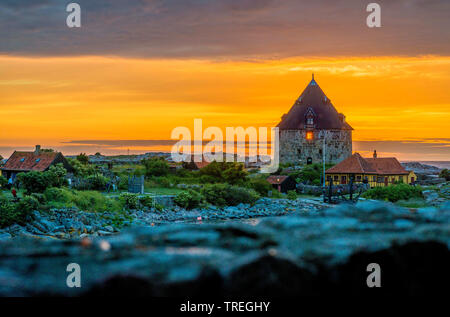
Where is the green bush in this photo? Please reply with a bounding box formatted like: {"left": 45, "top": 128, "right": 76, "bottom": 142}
{"left": 76, "top": 153, "right": 89, "bottom": 165}
{"left": 199, "top": 161, "right": 248, "bottom": 185}
{"left": 201, "top": 184, "right": 260, "bottom": 207}
{"left": 67, "top": 158, "right": 96, "bottom": 177}
{"left": 119, "top": 193, "right": 140, "bottom": 210}
{"left": 85, "top": 174, "right": 109, "bottom": 190}
{"left": 142, "top": 157, "right": 169, "bottom": 177}
{"left": 44, "top": 187, "right": 73, "bottom": 203}
{"left": 46, "top": 164, "right": 68, "bottom": 188}
{"left": 174, "top": 190, "right": 203, "bottom": 210}
{"left": 139, "top": 196, "right": 154, "bottom": 208}
{"left": 362, "top": 184, "right": 423, "bottom": 202}
{"left": 287, "top": 190, "right": 298, "bottom": 200}
{"left": 17, "top": 163, "right": 68, "bottom": 194}
{"left": 0, "top": 196, "right": 39, "bottom": 228}
{"left": 44, "top": 187, "right": 121, "bottom": 212}
{"left": 247, "top": 178, "right": 273, "bottom": 197}
{"left": 17, "top": 171, "right": 52, "bottom": 194}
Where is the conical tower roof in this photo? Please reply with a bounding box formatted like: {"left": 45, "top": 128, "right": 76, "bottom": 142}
{"left": 277, "top": 75, "right": 353, "bottom": 130}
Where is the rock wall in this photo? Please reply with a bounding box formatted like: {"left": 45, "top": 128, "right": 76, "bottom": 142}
{"left": 279, "top": 129, "right": 352, "bottom": 164}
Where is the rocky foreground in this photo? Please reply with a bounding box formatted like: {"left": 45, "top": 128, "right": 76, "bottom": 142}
{"left": 0, "top": 201, "right": 448, "bottom": 296}
{"left": 0, "top": 198, "right": 327, "bottom": 240}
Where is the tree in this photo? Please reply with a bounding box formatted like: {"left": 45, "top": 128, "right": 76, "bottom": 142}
{"left": 142, "top": 157, "right": 169, "bottom": 177}
{"left": 67, "top": 158, "right": 95, "bottom": 177}
{"left": 199, "top": 161, "right": 248, "bottom": 185}
{"left": 76, "top": 153, "right": 89, "bottom": 165}
{"left": 17, "top": 164, "right": 68, "bottom": 194}
{"left": 47, "top": 164, "right": 68, "bottom": 187}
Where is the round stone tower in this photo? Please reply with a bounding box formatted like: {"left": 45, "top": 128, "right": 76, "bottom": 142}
{"left": 277, "top": 75, "right": 353, "bottom": 165}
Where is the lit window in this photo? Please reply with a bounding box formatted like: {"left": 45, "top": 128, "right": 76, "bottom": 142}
{"left": 306, "top": 131, "right": 314, "bottom": 140}
{"left": 307, "top": 117, "right": 314, "bottom": 125}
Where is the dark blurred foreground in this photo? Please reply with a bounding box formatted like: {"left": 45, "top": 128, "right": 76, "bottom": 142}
{"left": 0, "top": 201, "right": 449, "bottom": 296}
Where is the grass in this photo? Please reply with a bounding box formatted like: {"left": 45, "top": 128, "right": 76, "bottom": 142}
{"left": 145, "top": 187, "right": 184, "bottom": 195}
{"left": 395, "top": 198, "right": 429, "bottom": 209}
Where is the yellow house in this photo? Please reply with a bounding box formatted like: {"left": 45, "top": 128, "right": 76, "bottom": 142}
{"left": 325, "top": 151, "right": 417, "bottom": 187}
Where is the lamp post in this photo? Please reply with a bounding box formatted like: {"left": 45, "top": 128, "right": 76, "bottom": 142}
{"left": 322, "top": 135, "right": 326, "bottom": 188}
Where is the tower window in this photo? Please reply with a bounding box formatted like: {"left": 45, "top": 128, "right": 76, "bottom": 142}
{"left": 306, "top": 117, "right": 314, "bottom": 125}
{"left": 306, "top": 131, "right": 314, "bottom": 140}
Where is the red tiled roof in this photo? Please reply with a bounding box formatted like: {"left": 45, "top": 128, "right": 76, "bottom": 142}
{"left": 1, "top": 151, "right": 60, "bottom": 172}
{"left": 326, "top": 153, "right": 377, "bottom": 174}
{"left": 266, "top": 175, "right": 289, "bottom": 185}
{"left": 365, "top": 157, "right": 409, "bottom": 175}
{"left": 326, "top": 153, "right": 409, "bottom": 175}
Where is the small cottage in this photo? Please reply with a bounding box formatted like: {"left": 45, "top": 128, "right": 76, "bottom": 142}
{"left": 1, "top": 145, "right": 73, "bottom": 182}
{"left": 266, "top": 175, "right": 297, "bottom": 193}
{"left": 325, "top": 151, "right": 416, "bottom": 187}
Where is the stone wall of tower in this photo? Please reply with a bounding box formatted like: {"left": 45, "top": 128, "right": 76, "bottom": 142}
{"left": 279, "top": 129, "right": 352, "bottom": 165}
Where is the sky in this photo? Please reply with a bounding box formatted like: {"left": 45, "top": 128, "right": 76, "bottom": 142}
{"left": 0, "top": 0, "right": 449, "bottom": 161}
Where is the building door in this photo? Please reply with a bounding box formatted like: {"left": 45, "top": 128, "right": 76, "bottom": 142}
{"left": 341, "top": 175, "right": 347, "bottom": 185}
{"left": 384, "top": 177, "right": 388, "bottom": 186}
{"left": 307, "top": 157, "right": 312, "bottom": 165}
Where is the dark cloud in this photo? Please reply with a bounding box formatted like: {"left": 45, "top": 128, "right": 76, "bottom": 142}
{"left": 0, "top": 0, "right": 449, "bottom": 58}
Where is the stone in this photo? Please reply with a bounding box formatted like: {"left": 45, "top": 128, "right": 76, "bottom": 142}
{"left": 0, "top": 233, "right": 11, "bottom": 241}
{"left": 104, "top": 226, "right": 114, "bottom": 233}
{"left": 423, "top": 190, "right": 439, "bottom": 202}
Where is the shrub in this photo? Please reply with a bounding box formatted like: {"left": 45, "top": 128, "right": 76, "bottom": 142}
{"left": 0, "top": 196, "right": 39, "bottom": 228}
{"left": 199, "top": 161, "right": 248, "bottom": 185}
{"left": 362, "top": 184, "right": 423, "bottom": 202}
{"left": 76, "top": 153, "right": 89, "bottom": 165}
{"left": 287, "top": 190, "right": 298, "bottom": 200}
{"left": 139, "top": 196, "right": 154, "bottom": 208}
{"left": 201, "top": 184, "right": 260, "bottom": 207}
{"left": 44, "top": 187, "right": 121, "bottom": 212}
{"left": 46, "top": 164, "right": 68, "bottom": 187}
{"left": 119, "top": 193, "right": 140, "bottom": 210}
{"left": 248, "top": 178, "right": 273, "bottom": 197}
{"left": 17, "top": 163, "right": 68, "bottom": 194}
{"left": 67, "top": 158, "right": 96, "bottom": 177}
{"left": 17, "top": 171, "right": 52, "bottom": 194}
{"left": 44, "top": 187, "right": 73, "bottom": 203}
{"left": 85, "top": 174, "right": 109, "bottom": 190}
{"left": 174, "top": 190, "right": 203, "bottom": 210}
{"left": 142, "top": 157, "right": 169, "bottom": 177}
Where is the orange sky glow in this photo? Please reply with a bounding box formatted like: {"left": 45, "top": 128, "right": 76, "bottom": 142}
{"left": 0, "top": 55, "right": 449, "bottom": 161}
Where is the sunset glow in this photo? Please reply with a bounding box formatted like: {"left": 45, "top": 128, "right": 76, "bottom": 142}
{"left": 0, "top": 55, "right": 449, "bottom": 160}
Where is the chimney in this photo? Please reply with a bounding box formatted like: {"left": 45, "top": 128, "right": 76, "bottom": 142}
{"left": 373, "top": 150, "right": 377, "bottom": 158}
{"left": 35, "top": 145, "right": 41, "bottom": 155}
